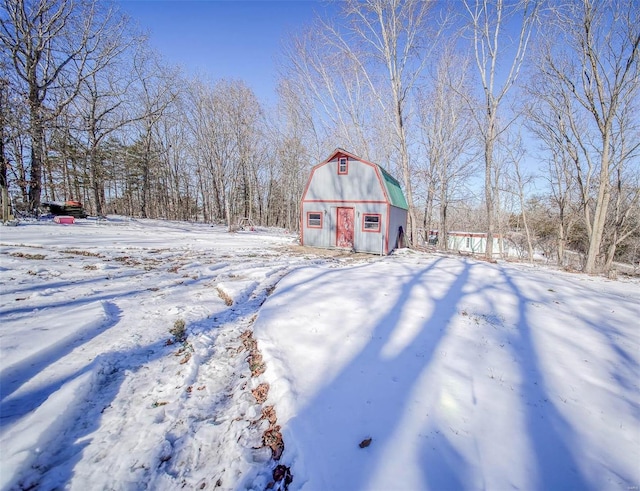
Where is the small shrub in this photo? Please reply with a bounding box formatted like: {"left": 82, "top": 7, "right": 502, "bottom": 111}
{"left": 170, "top": 319, "right": 186, "bottom": 342}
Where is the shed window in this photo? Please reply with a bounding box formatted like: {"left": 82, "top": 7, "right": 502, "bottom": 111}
{"left": 307, "top": 212, "right": 323, "bottom": 228}
{"left": 363, "top": 214, "right": 381, "bottom": 232}
{"left": 338, "top": 157, "right": 348, "bottom": 175}
{"left": 466, "top": 237, "right": 471, "bottom": 248}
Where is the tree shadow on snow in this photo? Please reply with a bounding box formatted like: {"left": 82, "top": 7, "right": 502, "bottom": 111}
{"left": 269, "top": 261, "right": 376, "bottom": 306}
{"left": 499, "top": 267, "right": 591, "bottom": 490}
{"left": 0, "top": 301, "right": 122, "bottom": 421}
{"left": 1, "top": 281, "right": 149, "bottom": 319}
{"left": 5, "top": 337, "right": 173, "bottom": 491}
{"left": 420, "top": 427, "right": 467, "bottom": 490}
{"left": 283, "top": 257, "right": 473, "bottom": 490}
{"left": 557, "top": 290, "right": 640, "bottom": 418}
{"left": 7, "top": 268, "right": 289, "bottom": 490}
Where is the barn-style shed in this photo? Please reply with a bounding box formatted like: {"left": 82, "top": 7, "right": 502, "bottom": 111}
{"left": 300, "top": 149, "right": 408, "bottom": 255}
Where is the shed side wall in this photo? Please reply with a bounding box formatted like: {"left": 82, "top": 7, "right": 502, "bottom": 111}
{"left": 388, "top": 206, "right": 408, "bottom": 252}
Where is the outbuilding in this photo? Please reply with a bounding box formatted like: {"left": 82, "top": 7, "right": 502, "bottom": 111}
{"left": 447, "top": 231, "right": 515, "bottom": 257}
{"left": 300, "top": 149, "right": 408, "bottom": 255}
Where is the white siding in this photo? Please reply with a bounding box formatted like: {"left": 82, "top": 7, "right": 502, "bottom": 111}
{"left": 354, "top": 204, "right": 387, "bottom": 254}
{"left": 448, "top": 234, "right": 513, "bottom": 256}
{"left": 302, "top": 204, "right": 332, "bottom": 248}
{"left": 302, "top": 202, "right": 389, "bottom": 253}
{"left": 301, "top": 154, "right": 408, "bottom": 254}
{"left": 304, "top": 158, "right": 387, "bottom": 203}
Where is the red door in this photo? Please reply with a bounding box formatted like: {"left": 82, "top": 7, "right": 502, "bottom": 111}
{"left": 336, "top": 207, "right": 355, "bottom": 249}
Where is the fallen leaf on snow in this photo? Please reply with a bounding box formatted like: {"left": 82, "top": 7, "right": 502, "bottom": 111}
{"left": 359, "top": 438, "right": 372, "bottom": 448}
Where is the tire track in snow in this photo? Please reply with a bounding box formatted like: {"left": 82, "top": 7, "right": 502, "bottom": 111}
{"left": 150, "top": 264, "right": 294, "bottom": 490}
{"left": 55, "top": 259, "right": 296, "bottom": 491}
{"left": 1, "top": 236, "right": 309, "bottom": 490}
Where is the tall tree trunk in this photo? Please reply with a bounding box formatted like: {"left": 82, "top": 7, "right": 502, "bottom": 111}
{"left": 438, "top": 180, "right": 448, "bottom": 250}
{"left": 423, "top": 185, "right": 434, "bottom": 245}
{"left": 557, "top": 212, "right": 566, "bottom": 266}
{"left": 90, "top": 148, "right": 104, "bottom": 216}
{"left": 484, "top": 123, "right": 495, "bottom": 258}
{"left": 464, "top": 0, "right": 538, "bottom": 259}
{"left": 28, "top": 93, "right": 44, "bottom": 212}
{"left": 395, "top": 100, "right": 418, "bottom": 246}
{"left": 584, "top": 131, "right": 612, "bottom": 273}
{"left": 1, "top": 80, "right": 9, "bottom": 222}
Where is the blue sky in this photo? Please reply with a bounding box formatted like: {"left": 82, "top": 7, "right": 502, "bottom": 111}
{"left": 116, "top": 1, "right": 544, "bottom": 182}
{"left": 119, "top": 0, "right": 327, "bottom": 104}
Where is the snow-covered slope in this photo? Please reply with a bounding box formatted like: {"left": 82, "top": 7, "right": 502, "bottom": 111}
{"left": 1, "top": 218, "right": 304, "bottom": 490}
{"left": 254, "top": 252, "right": 640, "bottom": 490}
{"left": 1, "top": 218, "right": 638, "bottom": 490}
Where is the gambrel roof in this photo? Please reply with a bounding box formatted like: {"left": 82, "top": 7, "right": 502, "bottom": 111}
{"left": 306, "top": 148, "right": 408, "bottom": 210}
{"left": 376, "top": 164, "right": 408, "bottom": 210}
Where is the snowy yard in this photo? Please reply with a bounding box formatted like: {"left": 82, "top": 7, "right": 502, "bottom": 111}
{"left": 1, "top": 218, "right": 639, "bottom": 490}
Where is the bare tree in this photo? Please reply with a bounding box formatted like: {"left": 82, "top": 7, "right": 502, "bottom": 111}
{"left": 70, "top": 34, "right": 140, "bottom": 215}
{"left": 130, "top": 46, "right": 179, "bottom": 218}
{"left": 269, "top": 78, "right": 317, "bottom": 230}
{"left": 525, "top": 84, "right": 582, "bottom": 267}
{"left": 602, "top": 100, "right": 640, "bottom": 271}
{"left": 150, "top": 102, "right": 198, "bottom": 222}
{"left": 336, "top": 0, "right": 445, "bottom": 245}
{"left": 604, "top": 169, "right": 639, "bottom": 272}
{"left": 462, "top": 0, "right": 538, "bottom": 258}
{"left": 183, "top": 78, "right": 265, "bottom": 229}
{"left": 223, "top": 81, "right": 266, "bottom": 223}
{"left": 281, "top": 25, "right": 381, "bottom": 161}
{"left": 184, "top": 79, "right": 224, "bottom": 224}
{"left": 282, "top": 0, "right": 444, "bottom": 245}
{"left": 0, "top": 0, "right": 130, "bottom": 211}
{"left": 417, "top": 46, "right": 479, "bottom": 249}
{"left": 535, "top": 0, "right": 639, "bottom": 273}
{"left": 502, "top": 132, "right": 535, "bottom": 261}
{"left": 0, "top": 76, "right": 9, "bottom": 221}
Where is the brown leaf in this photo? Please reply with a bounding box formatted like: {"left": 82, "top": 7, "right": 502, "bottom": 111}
{"left": 359, "top": 437, "right": 372, "bottom": 448}
{"left": 251, "top": 383, "right": 269, "bottom": 403}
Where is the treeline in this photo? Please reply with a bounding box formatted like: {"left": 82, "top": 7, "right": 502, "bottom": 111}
{"left": 1, "top": 0, "right": 638, "bottom": 273}
{"left": 0, "top": 0, "right": 306, "bottom": 232}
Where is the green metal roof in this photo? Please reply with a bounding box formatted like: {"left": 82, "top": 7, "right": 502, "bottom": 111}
{"left": 377, "top": 165, "right": 409, "bottom": 210}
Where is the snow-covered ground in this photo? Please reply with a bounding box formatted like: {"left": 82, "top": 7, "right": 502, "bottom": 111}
{"left": 1, "top": 218, "right": 639, "bottom": 490}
